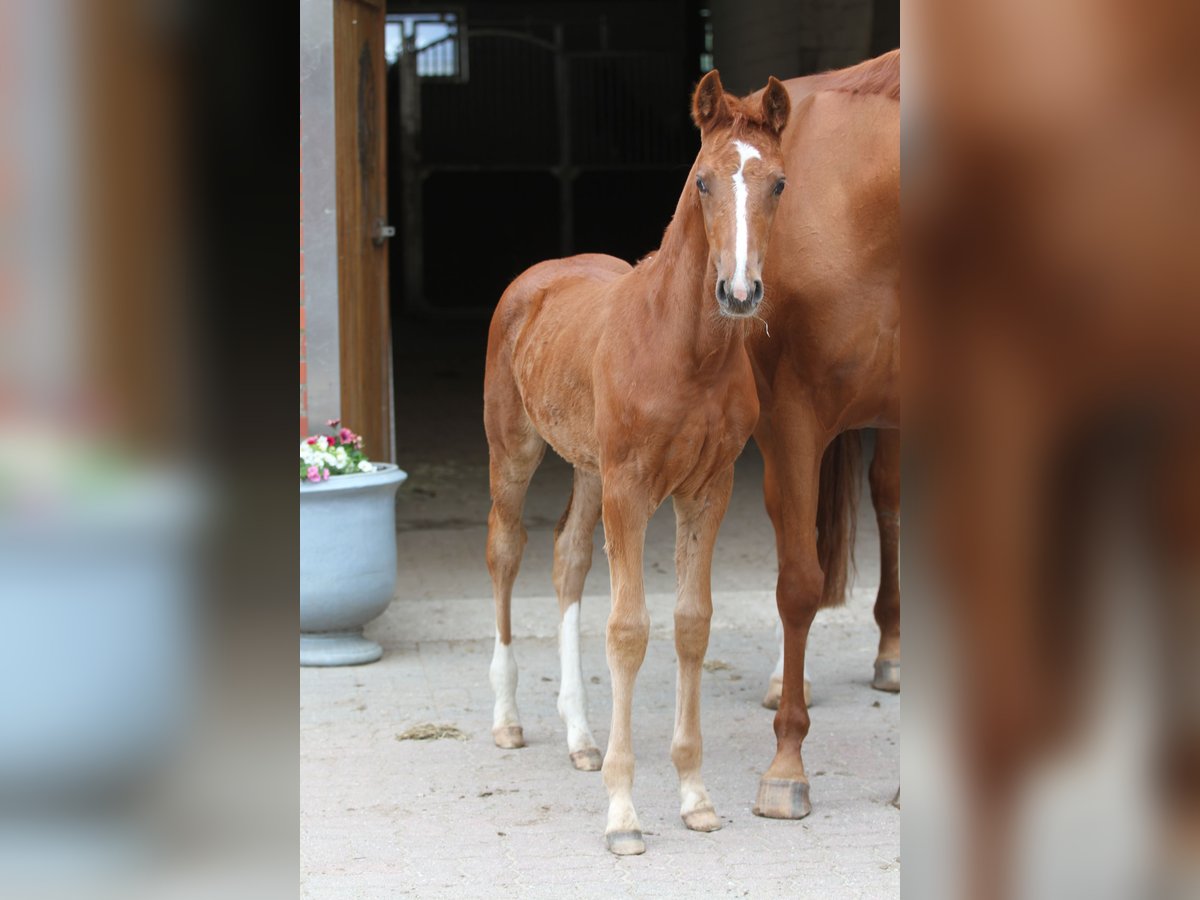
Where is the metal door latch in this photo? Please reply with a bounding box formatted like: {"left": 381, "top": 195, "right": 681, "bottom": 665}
{"left": 371, "top": 219, "right": 396, "bottom": 246}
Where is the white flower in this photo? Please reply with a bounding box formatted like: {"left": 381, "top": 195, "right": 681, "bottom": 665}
{"left": 316, "top": 435, "right": 329, "bottom": 451}
{"left": 358, "top": 461, "right": 374, "bottom": 473}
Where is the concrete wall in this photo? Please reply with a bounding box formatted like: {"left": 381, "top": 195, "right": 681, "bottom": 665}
{"left": 709, "top": 0, "right": 876, "bottom": 94}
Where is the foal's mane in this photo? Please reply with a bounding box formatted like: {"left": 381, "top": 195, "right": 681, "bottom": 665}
{"left": 818, "top": 49, "right": 900, "bottom": 101}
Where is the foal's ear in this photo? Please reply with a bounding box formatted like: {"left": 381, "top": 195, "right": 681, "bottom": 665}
{"left": 692, "top": 69, "right": 729, "bottom": 134}
{"left": 762, "top": 76, "right": 791, "bottom": 136}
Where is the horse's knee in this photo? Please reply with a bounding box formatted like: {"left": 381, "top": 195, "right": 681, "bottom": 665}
{"left": 607, "top": 609, "right": 650, "bottom": 662}
{"left": 673, "top": 606, "right": 711, "bottom": 656}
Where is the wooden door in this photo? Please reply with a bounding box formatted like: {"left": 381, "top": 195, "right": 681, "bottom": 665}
{"left": 334, "top": 0, "right": 392, "bottom": 462}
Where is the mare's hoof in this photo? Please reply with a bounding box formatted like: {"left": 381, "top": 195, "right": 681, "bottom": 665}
{"left": 492, "top": 725, "right": 525, "bottom": 749}
{"left": 753, "top": 777, "right": 812, "bottom": 820}
{"left": 570, "top": 748, "right": 603, "bottom": 771}
{"left": 682, "top": 806, "right": 722, "bottom": 833}
{"left": 891, "top": 787, "right": 900, "bottom": 809}
{"left": 872, "top": 660, "right": 901, "bottom": 693}
{"left": 761, "top": 679, "right": 811, "bottom": 710}
{"left": 605, "top": 830, "right": 645, "bottom": 856}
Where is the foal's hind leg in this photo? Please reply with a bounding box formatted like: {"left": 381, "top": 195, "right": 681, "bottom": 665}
{"left": 485, "top": 419, "right": 546, "bottom": 750}
{"left": 671, "top": 468, "right": 734, "bottom": 833}
{"left": 553, "top": 467, "right": 603, "bottom": 771}
{"left": 870, "top": 429, "right": 901, "bottom": 692}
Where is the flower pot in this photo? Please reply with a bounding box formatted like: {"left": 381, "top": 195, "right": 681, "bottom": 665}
{"left": 300, "top": 463, "right": 407, "bottom": 666}
{"left": 0, "top": 472, "right": 202, "bottom": 802}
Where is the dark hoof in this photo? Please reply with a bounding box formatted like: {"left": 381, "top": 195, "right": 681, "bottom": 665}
{"left": 492, "top": 725, "right": 525, "bottom": 749}
{"left": 872, "top": 659, "right": 900, "bottom": 693}
{"left": 752, "top": 777, "right": 812, "bottom": 820}
{"left": 891, "top": 787, "right": 900, "bottom": 809}
{"left": 605, "top": 830, "right": 645, "bottom": 856}
{"left": 682, "top": 806, "right": 721, "bottom": 832}
{"left": 570, "top": 748, "right": 603, "bottom": 771}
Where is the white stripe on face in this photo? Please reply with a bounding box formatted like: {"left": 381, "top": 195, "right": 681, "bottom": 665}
{"left": 732, "top": 139, "right": 762, "bottom": 298}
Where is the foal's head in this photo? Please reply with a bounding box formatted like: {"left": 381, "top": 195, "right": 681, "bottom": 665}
{"left": 691, "top": 71, "right": 791, "bottom": 317}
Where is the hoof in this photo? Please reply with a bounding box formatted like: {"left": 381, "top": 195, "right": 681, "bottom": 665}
{"left": 761, "top": 679, "right": 811, "bottom": 710}
{"left": 872, "top": 659, "right": 900, "bottom": 693}
{"left": 570, "top": 748, "right": 603, "bottom": 771}
{"left": 761, "top": 682, "right": 781, "bottom": 710}
{"left": 492, "top": 725, "right": 525, "bottom": 749}
{"left": 682, "top": 806, "right": 722, "bottom": 833}
{"left": 891, "top": 787, "right": 900, "bottom": 809}
{"left": 605, "top": 830, "right": 645, "bottom": 856}
{"left": 752, "top": 777, "right": 812, "bottom": 820}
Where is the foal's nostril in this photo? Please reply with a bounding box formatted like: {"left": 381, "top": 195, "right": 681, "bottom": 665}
{"left": 717, "top": 279, "right": 729, "bottom": 303}
{"left": 752, "top": 280, "right": 764, "bottom": 304}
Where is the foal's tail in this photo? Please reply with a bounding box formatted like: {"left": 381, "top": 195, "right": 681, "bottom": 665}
{"left": 817, "top": 430, "right": 863, "bottom": 607}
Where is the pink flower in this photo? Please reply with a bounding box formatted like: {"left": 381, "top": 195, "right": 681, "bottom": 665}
{"left": 340, "top": 427, "right": 354, "bottom": 443}
{"left": 306, "top": 466, "right": 320, "bottom": 482}
{"left": 327, "top": 419, "right": 340, "bottom": 429}
{"left": 306, "top": 437, "right": 317, "bottom": 445}
{"left": 321, "top": 468, "right": 330, "bottom": 481}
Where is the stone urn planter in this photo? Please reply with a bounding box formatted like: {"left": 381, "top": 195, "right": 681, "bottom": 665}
{"left": 300, "top": 463, "right": 407, "bottom": 665}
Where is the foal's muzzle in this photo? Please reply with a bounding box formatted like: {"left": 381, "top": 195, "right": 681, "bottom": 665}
{"left": 716, "top": 278, "right": 764, "bottom": 317}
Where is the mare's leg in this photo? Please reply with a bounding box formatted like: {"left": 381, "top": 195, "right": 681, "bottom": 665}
{"left": 870, "top": 428, "right": 901, "bottom": 692}
{"left": 553, "top": 467, "right": 603, "bottom": 771}
{"left": 599, "top": 475, "right": 654, "bottom": 855}
{"left": 763, "top": 621, "right": 812, "bottom": 710}
{"left": 758, "top": 429, "right": 813, "bottom": 711}
{"left": 484, "top": 395, "right": 546, "bottom": 750}
{"left": 671, "top": 468, "right": 734, "bottom": 833}
{"left": 752, "top": 409, "right": 825, "bottom": 820}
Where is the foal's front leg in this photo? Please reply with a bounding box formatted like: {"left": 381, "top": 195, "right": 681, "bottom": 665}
{"left": 671, "top": 468, "right": 734, "bottom": 833}
{"left": 599, "top": 477, "right": 654, "bottom": 856}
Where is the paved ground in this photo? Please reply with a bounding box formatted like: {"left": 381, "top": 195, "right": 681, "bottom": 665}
{"left": 300, "top": 326, "right": 899, "bottom": 897}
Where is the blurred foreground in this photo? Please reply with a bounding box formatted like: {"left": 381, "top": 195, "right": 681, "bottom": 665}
{"left": 3, "top": 0, "right": 1199, "bottom": 896}
{"left": 905, "top": 1, "right": 1200, "bottom": 897}
{"left": 0, "top": 1, "right": 295, "bottom": 897}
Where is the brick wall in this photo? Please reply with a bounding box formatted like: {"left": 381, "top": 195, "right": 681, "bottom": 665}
{"left": 300, "top": 101, "right": 309, "bottom": 438}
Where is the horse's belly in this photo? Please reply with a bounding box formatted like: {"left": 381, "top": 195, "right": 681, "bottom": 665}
{"left": 523, "top": 396, "right": 600, "bottom": 470}
{"left": 513, "top": 357, "right": 600, "bottom": 469}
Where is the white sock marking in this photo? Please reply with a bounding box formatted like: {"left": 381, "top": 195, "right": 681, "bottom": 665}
{"left": 557, "top": 603, "right": 595, "bottom": 752}
{"left": 732, "top": 140, "right": 761, "bottom": 298}
{"left": 490, "top": 630, "right": 520, "bottom": 729}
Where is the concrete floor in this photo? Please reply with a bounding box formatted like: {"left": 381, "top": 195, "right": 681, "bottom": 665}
{"left": 300, "top": 323, "right": 899, "bottom": 897}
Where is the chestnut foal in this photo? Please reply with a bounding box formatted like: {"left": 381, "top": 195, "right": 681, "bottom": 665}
{"left": 484, "top": 71, "right": 790, "bottom": 855}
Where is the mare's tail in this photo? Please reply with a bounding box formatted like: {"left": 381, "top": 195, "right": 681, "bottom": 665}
{"left": 817, "top": 430, "right": 863, "bottom": 607}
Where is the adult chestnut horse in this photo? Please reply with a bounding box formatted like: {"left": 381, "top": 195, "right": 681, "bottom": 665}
{"left": 484, "top": 71, "right": 790, "bottom": 855}
{"left": 747, "top": 50, "right": 900, "bottom": 820}
{"left": 761, "top": 428, "right": 901, "bottom": 711}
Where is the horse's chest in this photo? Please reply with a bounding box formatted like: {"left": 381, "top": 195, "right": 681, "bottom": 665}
{"left": 602, "top": 378, "right": 757, "bottom": 491}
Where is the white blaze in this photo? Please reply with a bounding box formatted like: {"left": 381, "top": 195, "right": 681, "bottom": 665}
{"left": 731, "top": 139, "right": 761, "bottom": 298}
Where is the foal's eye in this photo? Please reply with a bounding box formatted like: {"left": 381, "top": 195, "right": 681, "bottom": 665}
{"left": 773, "top": 179, "right": 787, "bottom": 196}
{"left": 696, "top": 177, "right": 708, "bottom": 195}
